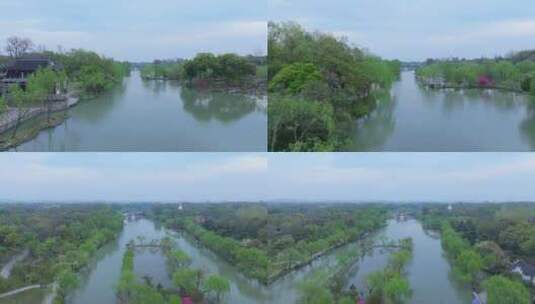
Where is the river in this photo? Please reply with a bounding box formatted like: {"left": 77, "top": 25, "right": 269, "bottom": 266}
{"left": 0, "top": 218, "right": 471, "bottom": 304}
{"left": 350, "top": 71, "right": 535, "bottom": 151}
{"left": 10, "top": 72, "right": 266, "bottom": 152}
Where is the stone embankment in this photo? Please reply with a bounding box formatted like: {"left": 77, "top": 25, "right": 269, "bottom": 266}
{"left": 0, "top": 94, "right": 79, "bottom": 134}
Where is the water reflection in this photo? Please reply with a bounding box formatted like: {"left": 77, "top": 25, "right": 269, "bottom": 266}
{"left": 12, "top": 72, "right": 266, "bottom": 151}
{"left": 60, "top": 218, "right": 472, "bottom": 304}
{"left": 351, "top": 71, "right": 535, "bottom": 151}
{"left": 180, "top": 88, "right": 260, "bottom": 124}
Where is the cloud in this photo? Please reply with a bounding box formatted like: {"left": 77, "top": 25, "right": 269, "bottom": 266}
{"left": 0, "top": 0, "right": 266, "bottom": 61}
{"left": 429, "top": 19, "right": 535, "bottom": 45}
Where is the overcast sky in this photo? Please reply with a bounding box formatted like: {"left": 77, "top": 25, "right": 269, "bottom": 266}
{"left": 1, "top": 153, "right": 535, "bottom": 203}
{"left": 270, "top": 0, "right": 535, "bottom": 61}
{"left": 0, "top": 0, "right": 267, "bottom": 62}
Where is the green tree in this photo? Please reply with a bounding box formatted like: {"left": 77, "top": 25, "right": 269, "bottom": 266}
{"left": 484, "top": 275, "right": 530, "bottom": 304}
{"left": 384, "top": 274, "right": 411, "bottom": 304}
{"left": 203, "top": 274, "right": 230, "bottom": 303}
{"left": 57, "top": 269, "right": 79, "bottom": 300}
{"left": 173, "top": 268, "right": 199, "bottom": 295}
{"left": 269, "top": 63, "right": 322, "bottom": 94}
{"left": 169, "top": 249, "right": 192, "bottom": 270}
{"left": 268, "top": 97, "right": 336, "bottom": 151}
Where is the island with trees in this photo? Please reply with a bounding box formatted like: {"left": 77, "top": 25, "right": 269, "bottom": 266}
{"left": 150, "top": 203, "right": 388, "bottom": 284}
{"left": 0, "top": 36, "right": 130, "bottom": 150}
{"left": 268, "top": 22, "right": 401, "bottom": 152}
{"left": 116, "top": 236, "right": 231, "bottom": 304}
{"left": 140, "top": 53, "right": 267, "bottom": 96}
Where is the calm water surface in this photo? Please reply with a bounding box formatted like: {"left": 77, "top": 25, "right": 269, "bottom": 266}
{"left": 1, "top": 218, "right": 470, "bottom": 304}
{"left": 345, "top": 219, "right": 471, "bottom": 304}
{"left": 350, "top": 71, "right": 535, "bottom": 151}
{"left": 11, "top": 72, "right": 266, "bottom": 151}
{"left": 68, "top": 218, "right": 470, "bottom": 304}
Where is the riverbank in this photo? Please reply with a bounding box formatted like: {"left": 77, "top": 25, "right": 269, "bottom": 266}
{"left": 0, "top": 94, "right": 79, "bottom": 150}
{"left": 416, "top": 76, "right": 529, "bottom": 95}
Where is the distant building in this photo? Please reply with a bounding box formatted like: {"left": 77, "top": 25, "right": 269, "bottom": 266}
{"left": 448, "top": 204, "right": 453, "bottom": 212}
{"left": 511, "top": 260, "right": 535, "bottom": 285}
{"left": 2, "top": 54, "right": 58, "bottom": 79}
{"left": 528, "top": 216, "right": 535, "bottom": 224}
{"left": 178, "top": 203, "right": 183, "bottom": 211}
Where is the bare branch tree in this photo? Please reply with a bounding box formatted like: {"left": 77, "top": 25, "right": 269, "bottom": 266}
{"left": 5, "top": 36, "right": 34, "bottom": 58}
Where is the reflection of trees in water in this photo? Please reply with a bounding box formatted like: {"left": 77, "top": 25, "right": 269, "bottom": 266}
{"left": 349, "top": 94, "right": 396, "bottom": 151}
{"left": 141, "top": 79, "right": 181, "bottom": 96}
{"left": 74, "top": 83, "right": 127, "bottom": 124}
{"left": 424, "top": 87, "right": 521, "bottom": 114}
{"left": 519, "top": 98, "right": 535, "bottom": 150}
{"left": 180, "top": 87, "right": 260, "bottom": 124}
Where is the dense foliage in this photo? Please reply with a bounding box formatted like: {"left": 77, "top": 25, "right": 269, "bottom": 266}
{"left": 182, "top": 53, "right": 256, "bottom": 83}
{"left": 150, "top": 203, "right": 388, "bottom": 283}
{"left": 268, "top": 22, "right": 401, "bottom": 151}
{"left": 140, "top": 60, "right": 183, "bottom": 80}
{"left": 416, "top": 53, "right": 535, "bottom": 95}
{"left": 420, "top": 203, "right": 534, "bottom": 302}
{"left": 484, "top": 275, "right": 531, "bottom": 304}
{"left": 0, "top": 204, "right": 123, "bottom": 303}
{"left": 422, "top": 203, "right": 535, "bottom": 265}
{"left": 47, "top": 49, "right": 130, "bottom": 95}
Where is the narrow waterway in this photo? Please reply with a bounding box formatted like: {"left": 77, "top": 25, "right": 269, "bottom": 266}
{"left": 0, "top": 218, "right": 471, "bottom": 304}
{"left": 350, "top": 71, "right": 535, "bottom": 151}
{"left": 344, "top": 219, "right": 471, "bottom": 304}
{"left": 10, "top": 71, "right": 266, "bottom": 152}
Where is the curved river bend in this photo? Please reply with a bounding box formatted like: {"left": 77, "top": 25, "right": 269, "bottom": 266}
{"left": 350, "top": 71, "right": 535, "bottom": 151}
{"left": 11, "top": 72, "right": 266, "bottom": 152}
{"left": 0, "top": 218, "right": 471, "bottom": 304}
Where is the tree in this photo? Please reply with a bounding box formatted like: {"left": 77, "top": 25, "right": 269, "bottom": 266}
{"left": 454, "top": 249, "right": 482, "bottom": 283}
{"left": 173, "top": 268, "right": 199, "bottom": 295}
{"left": 389, "top": 250, "right": 411, "bottom": 274}
{"left": 297, "top": 273, "right": 334, "bottom": 304}
{"left": 203, "top": 274, "right": 230, "bottom": 303}
{"left": 169, "top": 249, "right": 192, "bottom": 270}
{"left": 384, "top": 275, "right": 411, "bottom": 304}
{"left": 5, "top": 36, "right": 34, "bottom": 57}
{"left": 484, "top": 275, "right": 530, "bottom": 304}
{"left": 57, "top": 269, "right": 79, "bottom": 300}
{"left": 269, "top": 63, "right": 322, "bottom": 94}
{"left": 268, "top": 97, "right": 336, "bottom": 151}
{"left": 8, "top": 84, "right": 31, "bottom": 140}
